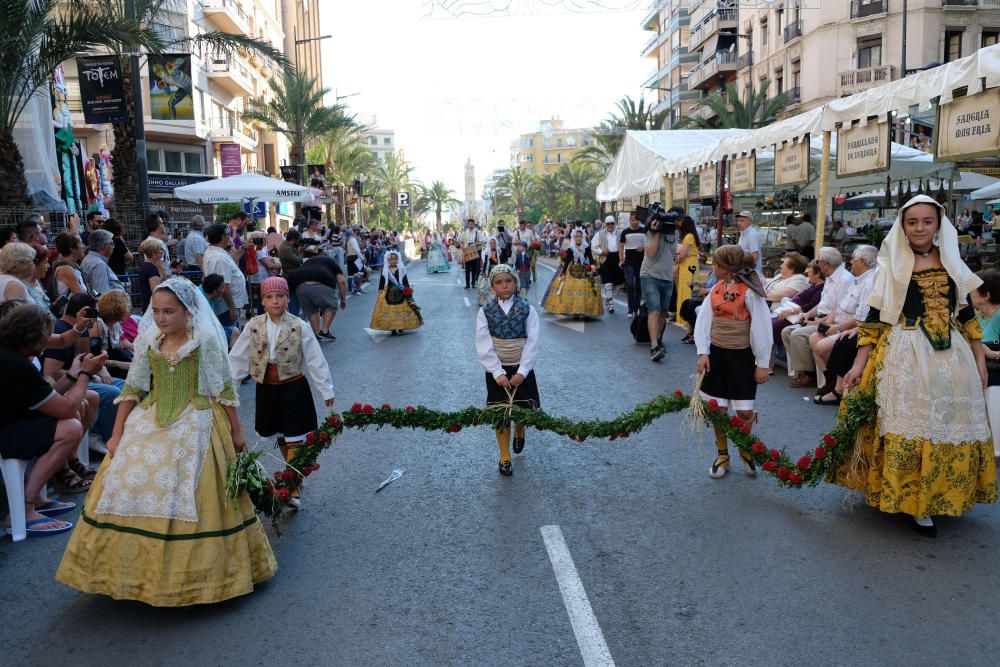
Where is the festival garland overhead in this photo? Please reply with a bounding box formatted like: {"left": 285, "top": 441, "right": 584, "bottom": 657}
{"left": 227, "top": 389, "right": 876, "bottom": 527}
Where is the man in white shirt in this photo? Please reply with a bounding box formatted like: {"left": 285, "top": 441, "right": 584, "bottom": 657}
{"left": 183, "top": 215, "right": 209, "bottom": 269}
{"left": 736, "top": 210, "right": 763, "bottom": 275}
{"left": 790, "top": 212, "right": 816, "bottom": 259}
{"left": 513, "top": 219, "right": 539, "bottom": 281}
{"left": 591, "top": 215, "right": 623, "bottom": 313}
{"left": 808, "top": 244, "right": 877, "bottom": 401}
{"left": 203, "top": 223, "right": 248, "bottom": 328}
{"left": 782, "top": 246, "right": 855, "bottom": 388}
{"left": 461, "top": 219, "right": 484, "bottom": 289}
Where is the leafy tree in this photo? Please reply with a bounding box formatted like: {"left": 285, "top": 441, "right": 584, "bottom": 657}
{"left": 533, "top": 172, "right": 563, "bottom": 218}
{"left": 675, "top": 80, "right": 789, "bottom": 129}
{"left": 372, "top": 151, "right": 414, "bottom": 227}
{"left": 494, "top": 166, "right": 534, "bottom": 217}
{"left": 0, "top": 0, "right": 159, "bottom": 204}
{"left": 306, "top": 122, "right": 373, "bottom": 226}
{"left": 558, "top": 163, "right": 601, "bottom": 220}
{"left": 574, "top": 95, "right": 669, "bottom": 171}
{"left": 418, "top": 180, "right": 460, "bottom": 229}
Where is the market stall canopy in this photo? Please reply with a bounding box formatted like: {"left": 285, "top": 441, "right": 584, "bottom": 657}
{"left": 848, "top": 171, "right": 999, "bottom": 203}
{"left": 970, "top": 180, "right": 1000, "bottom": 201}
{"left": 595, "top": 129, "right": 747, "bottom": 202}
{"left": 173, "top": 173, "right": 313, "bottom": 204}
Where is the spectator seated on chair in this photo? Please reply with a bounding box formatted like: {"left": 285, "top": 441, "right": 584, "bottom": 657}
{"left": 972, "top": 267, "right": 1000, "bottom": 458}
{"left": 0, "top": 301, "right": 106, "bottom": 536}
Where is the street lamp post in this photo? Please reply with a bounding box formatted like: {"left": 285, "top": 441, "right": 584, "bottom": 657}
{"left": 292, "top": 30, "right": 331, "bottom": 71}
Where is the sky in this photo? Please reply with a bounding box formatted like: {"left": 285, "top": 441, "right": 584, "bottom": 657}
{"left": 317, "top": 0, "right": 650, "bottom": 198}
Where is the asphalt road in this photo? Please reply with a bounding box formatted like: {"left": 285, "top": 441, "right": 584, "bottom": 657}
{"left": 2, "top": 258, "right": 999, "bottom": 666}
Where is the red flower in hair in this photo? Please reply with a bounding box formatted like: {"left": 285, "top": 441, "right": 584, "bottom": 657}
{"left": 559, "top": 251, "right": 567, "bottom": 258}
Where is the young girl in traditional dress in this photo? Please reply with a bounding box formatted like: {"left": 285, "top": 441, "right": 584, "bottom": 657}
{"left": 371, "top": 250, "right": 422, "bottom": 335}
{"left": 478, "top": 237, "right": 504, "bottom": 305}
{"left": 229, "top": 276, "right": 334, "bottom": 509}
{"left": 426, "top": 234, "right": 450, "bottom": 274}
{"left": 541, "top": 228, "right": 604, "bottom": 318}
{"left": 694, "top": 245, "right": 772, "bottom": 479}
{"left": 56, "top": 277, "right": 277, "bottom": 606}
{"left": 476, "top": 264, "right": 540, "bottom": 476}
{"left": 834, "top": 195, "right": 997, "bottom": 537}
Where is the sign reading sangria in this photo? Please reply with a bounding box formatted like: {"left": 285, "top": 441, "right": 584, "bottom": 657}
{"left": 935, "top": 88, "right": 1000, "bottom": 161}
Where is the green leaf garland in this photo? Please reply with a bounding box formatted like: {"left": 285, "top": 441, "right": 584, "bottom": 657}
{"left": 228, "top": 388, "right": 878, "bottom": 527}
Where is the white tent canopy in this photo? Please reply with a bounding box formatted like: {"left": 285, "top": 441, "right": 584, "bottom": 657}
{"left": 971, "top": 181, "right": 1000, "bottom": 201}
{"left": 173, "top": 173, "right": 313, "bottom": 204}
{"left": 849, "top": 171, "right": 1000, "bottom": 202}
{"left": 595, "top": 129, "right": 746, "bottom": 201}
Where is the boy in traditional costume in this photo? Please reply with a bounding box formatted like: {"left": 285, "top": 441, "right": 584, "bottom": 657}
{"left": 694, "top": 245, "right": 773, "bottom": 479}
{"left": 229, "top": 276, "right": 334, "bottom": 508}
{"left": 514, "top": 240, "right": 532, "bottom": 298}
{"left": 476, "top": 264, "right": 540, "bottom": 476}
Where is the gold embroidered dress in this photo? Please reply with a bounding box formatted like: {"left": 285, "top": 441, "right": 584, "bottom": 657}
{"left": 830, "top": 268, "right": 997, "bottom": 518}
{"left": 56, "top": 338, "right": 277, "bottom": 606}
{"left": 541, "top": 246, "right": 604, "bottom": 317}
{"left": 370, "top": 267, "right": 422, "bottom": 332}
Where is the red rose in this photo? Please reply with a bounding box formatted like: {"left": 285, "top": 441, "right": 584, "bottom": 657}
{"left": 273, "top": 471, "right": 282, "bottom": 480}
{"left": 583, "top": 264, "right": 592, "bottom": 271}
{"left": 318, "top": 432, "right": 330, "bottom": 443}
{"left": 277, "top": 488, "right": 291, "bottom": 500}
{"left": 403, "top": 287, "right": 414, "bottom": 297}
{"left": 762, "top": 460, "right": 777, "bottom": 472}
{"left": 281, "top": 470, "right": 295, "bottom": 481}
{"left": 730, "top": 415, "right": 743, "bottom": 427}
{"left": 559, "top": 251, "right": 567, "bottom": 258}
{"left": 405, "top": 406, "right": 416, "bottom": 412}
{"left": 673, "top": 389, "right": 683, "bottom": 397}
{"left": 823, "top": 433, "right": 836, "bottom": 447}
{"left": 327, "top": 415, "right": 341, "bottom": 426}
{"left": 770, "top": 449, "right": 781, "bottom": 460}
{"left": 362, "top": 405, "right": 374, "bottom": 415}
{"left": 814, "top": 446, "right": 827, "bottom": 460}
{"left": 381, "top": 403, "right": 392, "bottom": 410}
{"left": 776, "top": 466, "right": 790, "bottom": 480}
{"left": 305, "top": 432, "right": 317, "bottom": 445}
{"left": 351, "top": 403, "right": 363, "bottom": 413}
{"left": 741, "top": 424, "right": 752, "bottom": 434}
{"left": 796, "top": 455, "right": 812, "bottom": 471}
{"left": 751, "top": 442, "right": 766, "bottom": 455}
{"left": 789, "top": 472, "right": 804, "bottom": 485}
{"left": 707, "top": 399, "right": 719, "bottom": 411}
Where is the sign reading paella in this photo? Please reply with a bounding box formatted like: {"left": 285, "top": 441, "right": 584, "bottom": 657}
{"left": 837, "top": 119, "right": 891, "bottom": 178}
{"left": 729, "top": 153, "right": 756, "bottom": 193}
{"left": 935, "top": 88, "right": 1000, "bottom": 161}
{"left": 774, "top": 136, "right": 810, "bottom": 186}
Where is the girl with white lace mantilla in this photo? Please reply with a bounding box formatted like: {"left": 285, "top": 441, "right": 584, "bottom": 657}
{"left": 541, "top": 227, "right": 604, "bottom": 318}
{"left": 57, "top": 278, "right": 276, "bottom": 606}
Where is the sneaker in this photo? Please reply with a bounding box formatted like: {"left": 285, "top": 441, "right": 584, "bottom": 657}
{"left": 319, "top": 330, "right": 336, "bottom": 341}
{"left": 709, "top": 452, "right": 730, "bottom": 479}
{"left": 88, "top": 434, "right": 108, "bottom": 455}
{"left": 650, "top": 345, "right": 665, "bottom": 362}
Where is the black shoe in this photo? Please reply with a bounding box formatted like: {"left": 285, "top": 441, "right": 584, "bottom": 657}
{"left": 512, "top": 437, "right": 525, "bottom": 454}
{"left": 650, "top": 345, "right": 665, "bottom": 362}
{"left": 319, "top": 330, "right": 336, "bottom": 341}
{"left": 498, "top": 460, "right": 513, "bottom": 476}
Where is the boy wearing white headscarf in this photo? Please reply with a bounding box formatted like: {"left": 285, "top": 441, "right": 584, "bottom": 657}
{"left": 476, "top": 264, "right": 541, "bottom": 476}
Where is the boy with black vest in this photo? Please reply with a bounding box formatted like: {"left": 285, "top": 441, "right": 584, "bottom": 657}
{"left": 475, "top": 264, "right": 541, "bottom": 476}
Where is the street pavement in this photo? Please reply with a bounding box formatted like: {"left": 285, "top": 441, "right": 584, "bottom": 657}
{"left": 3, "top": 259, "right": 1000, "bottom": 666}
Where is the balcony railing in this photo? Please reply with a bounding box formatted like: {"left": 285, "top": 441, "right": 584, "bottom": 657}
{"left": 202, "top": 0, "right": 250, "bottom": 33}
{"left": 851, "top": 0, "right": 888, "bottom": 19}
{"left": 737, "top": 51, "right": 753, "bottom": 70}
{"left": 641, "top": 29, "right": 670, "bottom": 58}
{"left": 689, "top": 51, "right": 739, "bottom": 88}
{"left": 784, "top": 20, "right": 803, "bottom": 43}
{"left": 837, "top": 64, "right": 895, "bottom": 97}
{"left": 689, "top": 7, "right": 737, "bottom": 52}
{"left": 207, "top": 118, "right": 258, "bottom": 144}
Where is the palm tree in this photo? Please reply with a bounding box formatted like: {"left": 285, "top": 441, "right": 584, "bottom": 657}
{"left": 306, "top": 122, "right": 372, "bottom": 225}
{"left": 558, "top": 163, "right": 600, "bottom": 220}
{"left": 494, "top": 167, "right": 534, "bottom": 217}
{"left": 534, "top": 172, "right": 562, "bottom": 218}
{"left": 676, "top": 81, "right": 790, "bottom": 129}
{"left": 90, "top": 0, "right": 290, "bottom": 204}
{"left": 574, "top": 95, "right": 670, "bottom": 171}
{"left": 0, "top": 0, "right": 160, "bottom": 205}
{"left": 243, "top": 71, "right": 353, "bottom": 182}
{"left": 420, "top": 180, "right": 460, "bottom": 229}
{"left": 373, "top": 151, "right": 414, "bottom": 228}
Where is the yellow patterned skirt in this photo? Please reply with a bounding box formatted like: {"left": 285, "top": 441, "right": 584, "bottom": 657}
{"left": 829, "top": 324, "right": 997, "bottom": 518}
{"left": 56, "top": 403, "right": 277, "bottom": 607}
{"left": 370, "top": 290, "right": 423, "bottom": 331}
{"left": 542, "top": 271, "right": 604, "bottom": 317}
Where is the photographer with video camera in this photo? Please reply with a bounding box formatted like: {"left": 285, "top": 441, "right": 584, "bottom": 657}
{"left": 639, "top": 203, "right": 682, "bottom": 362}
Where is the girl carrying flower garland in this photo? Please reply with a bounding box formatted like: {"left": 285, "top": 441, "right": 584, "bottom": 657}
{"left": 476, "top": 264, "right": 541, "bottom": 476}
{"left": 694, "top": 245, "right": 773, "bottom": 479}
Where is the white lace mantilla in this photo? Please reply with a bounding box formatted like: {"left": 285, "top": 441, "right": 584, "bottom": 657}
{"left": 95, "top": 402, "right": 214, "bottom": 522}
{"left": 876, "top": 326, "right": 991, "bottom": 445}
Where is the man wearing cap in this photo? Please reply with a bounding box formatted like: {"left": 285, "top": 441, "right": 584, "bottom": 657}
{"left": 736, "top": 210, "right": 763, "bottom": 275}
{"left": 591, "top": 215, "right": 624, "bottom": 313}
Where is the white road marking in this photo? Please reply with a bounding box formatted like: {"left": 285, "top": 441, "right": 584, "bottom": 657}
{"left": 456, "top": 278, "right": 464, "bottom": 286}
{"left": 463, "top": 296, "right": 471, "bottom": 308}
{"left": 545, "top": 316, "right": 585, "bottom": 333}
{"left": 363, "top": 327, "right": 390, "bottom": 343}
{"left": 540, "top": 525, "right": 615, "bottom": 667}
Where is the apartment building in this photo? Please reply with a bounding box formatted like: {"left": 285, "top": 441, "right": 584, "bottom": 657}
{"left": 735, "top": 0, "right": 1000, "bottom": 122}
{"left": 511, "top": 118, "right": 594, "bottom": 175}
{"left": 356, "top": 113, "right": 397, "bottom": 162}
{"left": 640, "top": 0, "right": 701, "bottom": 127}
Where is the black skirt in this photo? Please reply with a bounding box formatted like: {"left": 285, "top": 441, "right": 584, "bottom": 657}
{"left": 486, "top": 365, "right": 540, "bottom": 408}
{"left": 255, "top": 377, "right": 319, "bottom": 438}
{"left": 598, "top": 259, "right": 624, "bottom": 286}
{"left": 700, "top": 344, "right": 757, "bottom": 401}
{"left": 827, "top": 334, "right": 859, "bottom": 378}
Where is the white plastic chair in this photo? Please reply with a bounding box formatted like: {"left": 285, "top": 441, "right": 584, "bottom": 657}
{"left": 0, "top": 455, "right": 29, "bottom": 542}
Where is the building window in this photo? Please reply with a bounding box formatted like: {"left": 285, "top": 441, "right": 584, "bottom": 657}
{"left": 383, "top": 137, "right": 391, "bottom": 145}
{"left": 184, "top": 152, "right": 203, "bottom": 174}
{"left": 857, "top": 36, "right": 882, "bottom": 69}
{"left": 557, "top": 138, "right": 563, "bottom": 148}
{"left": 556, "top": 153, "right": 562, "bottom": 163}
{"left": 945, "top": 30, "right": 963, "bottom": 63}
{"left": 163, "top": 150, "right": 183, "bottom": 173}
{"left": 792, "top": 59, "right": 801, "bottom": 89}
{"left": 775, "top": 68, "right": 784, "bottom": 94}
{"left": 369, "top": 136, "right": 377, "bottom": 145}
{"left": 985, "top": 31, "right": 1000, "bottom": 48}
{"left": 146, "top": 149, "right": 161, "bottom": 172}
{"left": 761, "top": 18, "right": 768, "bottom": 46}
{"left": 543, "top": 137, "right": 552, "bottom": 148}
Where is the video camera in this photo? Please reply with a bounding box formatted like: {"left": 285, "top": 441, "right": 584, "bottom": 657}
{"left": 635, "top": 202, "right": 682, "bottom": 242}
